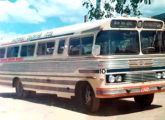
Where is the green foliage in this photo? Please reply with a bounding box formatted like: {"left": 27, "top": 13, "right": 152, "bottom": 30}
{"left": 153, "top": 13, "right": 165, "bottom": 22}
{"left": 83, "top": 0, "right": 151, "bottom": 20}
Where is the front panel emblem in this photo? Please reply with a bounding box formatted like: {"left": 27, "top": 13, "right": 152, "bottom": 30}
{"left": 137, "top": 60, "right": 145, "bottom": 66}
{"left": 100, "top": 69, "right": 107, "bottom": 74}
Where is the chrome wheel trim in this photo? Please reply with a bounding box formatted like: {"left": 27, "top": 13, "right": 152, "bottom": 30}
{"left": 84, "top": 86, "right": 92, "bottom": 105}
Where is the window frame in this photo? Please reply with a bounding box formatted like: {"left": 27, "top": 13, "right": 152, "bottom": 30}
{"left": 95, "top": 30, "right": 140, "bottom": 56}
{"left": 57, "top": 39, "right": 66, "bottom": 55}
{"left": 37, "top": 40, "right": 55, "bottom": 56}
{"left": 68, "top": 37, "right": 81, "bottom": 56}
{"left": 140, "top": 30, "right": 165, "bottom": 54}
{"left": 7, "top": 45, "right": 20, "bottom": 58}
{"left": 0, "top": 47, "right": 6, "bottom": 58}
{"left": 68, "top": 34, "right": 94, "bottom": 57}
{"left": 20, "top": 43, "right": 36, "bottom": 58}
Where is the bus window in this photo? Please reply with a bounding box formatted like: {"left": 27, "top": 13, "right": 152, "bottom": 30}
{"left": 46, "top": 42, "right": 55, "bottom": 55}
{"left": 37, "top": 43, "right": 46, "bottom": 56}
{"left": 37, "top": 41, "right": 55, "bottom": 56}
{"left": 21, "top": 44, "right": 35, "bottom": 57}
{"left": 58, "top": 40, "right": 65, "bottom": 54}
{"left": 141, "top": 31, "right": 165, "bottom": 54}
{"left": 96, "top": 30, "right": 139, "bottom": 55}
{"left": 69, "top": 38, "right": 80, "bottom": 56}
{"left": 7, "top": 46, "right": 19, "bottom": 58}
{"left": 81, "top": 36, "right": 93, "bottom": 55}
{"left": 0, "top": 48, "right": 5, "bottom": 58}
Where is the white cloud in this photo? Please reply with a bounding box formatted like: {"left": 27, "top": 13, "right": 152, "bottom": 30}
{"left": 26, "top": 0, "right": 87, "bottom": 23}
{"left": 140, "top": 0, "right": 165, "bottom": 17}
{"left": 0, "top": 0, "right": 87, "bottom": 24}
{"left": 0, "top": 0, "right": 164, "bottom": 25}
{"left": 0, "top": 30, "right": 20, "bottom": 44}
{"left": 0, "top": 0, "right": 44, "bottom": 23}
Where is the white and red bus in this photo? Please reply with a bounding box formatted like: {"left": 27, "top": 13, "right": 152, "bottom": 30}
{"left": 0, "top": 17, "right": 165, "bottom": 112}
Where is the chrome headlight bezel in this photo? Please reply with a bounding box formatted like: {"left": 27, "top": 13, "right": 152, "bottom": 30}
{"left": 155, "top": 72, "right": 162, "bottom": 79}
{"left": 108, "top": 75, "right": 115, "bottom": 83}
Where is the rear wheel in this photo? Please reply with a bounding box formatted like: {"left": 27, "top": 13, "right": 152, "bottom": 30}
{"left": 134, "top": 94, "right": 154, "bottom": 108}
{"left": 15, "top": 81, "right": 29, "bottom": 98}
{"left": 81, "top": 83, "right": 100, "bottom": 113}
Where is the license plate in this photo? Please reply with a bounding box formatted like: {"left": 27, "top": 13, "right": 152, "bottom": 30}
{"left": 141, "top": 87, "right": 150, "bottom": 92}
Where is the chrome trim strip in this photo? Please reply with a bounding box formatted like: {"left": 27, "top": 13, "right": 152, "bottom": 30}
{"left": 0, "top": 73, "right": 95, "bottom": 79}
{"left": 23, "top": 84, "right": 74, "bottom": 93}
{"left": 21, "top": 78, "right": 77, "bottom": 85}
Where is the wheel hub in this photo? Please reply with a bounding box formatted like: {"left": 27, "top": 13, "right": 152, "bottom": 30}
{"left": 85, "top": 87, "right": 92, "bottom": 104}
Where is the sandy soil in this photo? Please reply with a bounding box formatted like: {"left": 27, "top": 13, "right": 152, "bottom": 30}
{"left": 0, "top": 86, "right": 165, "bottom": 120}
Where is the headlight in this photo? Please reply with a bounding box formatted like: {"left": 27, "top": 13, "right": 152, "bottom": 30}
{"left": 162, "top": 72, "right": 165, "bottom": 79}
{"left": 155, "top": 73, "right": 162, "bottom": 79}
{"left": 108, "top": 75, "right": 115, "bottom": 83}
{"left": 107, "top": 74, "right": 124, "bottom": 83}
{"left": 116, "top": 75, "right": 122, "bottom": 82}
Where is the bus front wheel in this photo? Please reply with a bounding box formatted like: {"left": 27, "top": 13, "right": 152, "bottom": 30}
{"left": 134, "top": 94, "right": 154, "bottom": 108}
{"left": 15, "top": 81, "right": 29, "bottom": 99}
{"left": 82, "top": 83, "right": 100, "bottom": 113}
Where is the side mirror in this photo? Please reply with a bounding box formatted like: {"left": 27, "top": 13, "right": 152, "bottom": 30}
{"left": 92, "top": 45, "right": 100, "bottom": 56}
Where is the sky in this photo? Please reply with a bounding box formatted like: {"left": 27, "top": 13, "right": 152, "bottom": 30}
{"left": 0, "top": 0, "right": 165, "bottom": 43}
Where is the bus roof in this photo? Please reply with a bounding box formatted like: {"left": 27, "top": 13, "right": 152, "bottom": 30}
{"left": 0, "top": 17, "right": 163, "bottom": 47}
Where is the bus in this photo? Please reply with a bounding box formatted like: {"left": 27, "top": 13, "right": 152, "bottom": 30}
{"left": 0, "top": 17, "right": 165, "bottom": 112}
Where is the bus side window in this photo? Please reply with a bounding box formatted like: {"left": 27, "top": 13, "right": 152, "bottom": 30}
{"left": 21, "top": 44, "right": 35, "bottom": 57}
{"left": 37, "top": 41, "right": 55, "bottom": 56}
{"left": 7, "top": 46, "right": 19, "bottom": 58}
{"left": 69, "top": 38, "right": 80, "bottom": 56}
{"left": 96, "top": 31, "right": 110, "bottom": 55}
{"left": 81, "top": 36, "right": 93, "bottom": 55}
{"left": 58, "top": 40, "right": 65, "bottom": 54}
{"left": 0, "top": 48, "right": 6, "bottom": 58}
{"left": 46, "top": 42, "right": 55, "bottom": 55}
{"left": 37, "top": 43, "right": 46, "bottom": 56}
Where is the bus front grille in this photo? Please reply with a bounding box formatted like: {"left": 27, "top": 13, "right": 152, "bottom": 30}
{"left": 123, "top": 72, "right": 157, "bottom": 83}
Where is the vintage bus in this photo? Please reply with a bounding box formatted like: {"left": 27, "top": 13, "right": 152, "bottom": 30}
{"left": 0, "top": 17, "right": 165, "bottom": 112}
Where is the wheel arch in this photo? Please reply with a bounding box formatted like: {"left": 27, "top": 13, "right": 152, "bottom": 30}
{"left": 74, "top": 80, "right": 100, "bottom": 112}
{"left": 75, "top": 80, "right": 96, "bottom": 97}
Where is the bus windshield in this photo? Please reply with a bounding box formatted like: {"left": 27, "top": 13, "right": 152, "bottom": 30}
{"left": 95, "top": 30, "right": 139, "bottom": 55}
{"left": 141, "top": 31, "right": 165, "bottom": 54}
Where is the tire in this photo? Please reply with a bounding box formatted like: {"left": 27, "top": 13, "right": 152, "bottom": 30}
{"left": 134, "top": 94, "right": 154, "bottom": 108}
{"left": 81, "top": 83, "right": 100, "bottom": 113}
{"left": 15, "top": 80, "right": 29, "bottom": 99}
{"left": 28, "top": 91, "right": 36, "bottom": 98}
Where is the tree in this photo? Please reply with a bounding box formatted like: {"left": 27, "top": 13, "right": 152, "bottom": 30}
{"left": 82, "top": 0, "right": 151, "bottom": 20}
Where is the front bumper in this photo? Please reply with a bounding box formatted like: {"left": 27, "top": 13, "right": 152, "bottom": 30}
{"left": 96, "top": 81, "right": 165, "bottom": 98}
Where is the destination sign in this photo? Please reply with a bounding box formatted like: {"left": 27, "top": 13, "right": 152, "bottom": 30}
{"left": 111, "top": 20, "right": 137, "bottom": 28}
{"left": 111, "top": 20, "right": 163, "bottom": 29}
{"left": 143, "top": 21, "right": 163, "bottom": 29}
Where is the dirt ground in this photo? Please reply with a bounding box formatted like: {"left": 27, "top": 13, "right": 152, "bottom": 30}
{"left": 0, "top": 86, "right": 165, "bottom": 120}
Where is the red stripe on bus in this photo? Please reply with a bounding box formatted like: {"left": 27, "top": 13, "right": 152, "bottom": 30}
{"left": 96, "top": 83, "right": 165, "bottom": 91}
{"left": 0, "top": 58, "right": 24, "bottom": 62}
{"left": 7, "top": 58, "right": 15, "bottom": 62}
{"left": 16, "top": 58, "right": 24, "bottom": 61}
{"left": 0, "top": 59, "right": 7, "bottom": 62}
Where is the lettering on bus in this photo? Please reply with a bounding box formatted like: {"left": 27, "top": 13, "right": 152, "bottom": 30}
{"left": 111, "top": 20, "right": 137, "bottom": 28}
{"left": 27, "top": 33, "right": 42, "bottom": 41}
{"left": 143, "top": 21, "right": 163, "bottom": 29}
{"left": 13, "top": 37, "right": 26, "bottom": 42}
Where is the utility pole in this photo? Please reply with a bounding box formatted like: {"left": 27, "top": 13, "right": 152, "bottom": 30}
{"left": 84, "top": 14, "right": 88, "bottom": 23}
